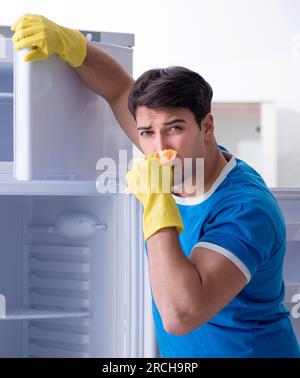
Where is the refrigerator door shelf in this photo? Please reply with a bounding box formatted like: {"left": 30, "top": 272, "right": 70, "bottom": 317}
{"left": 0, "top": 307, "right": 91, "bottom": 320}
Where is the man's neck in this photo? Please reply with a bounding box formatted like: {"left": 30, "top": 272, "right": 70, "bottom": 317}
{"left": 172, "top": 149, "right": 229, "bottom": 198}
{"left": 204, "top": 149, "right": 229, "bottom": 193}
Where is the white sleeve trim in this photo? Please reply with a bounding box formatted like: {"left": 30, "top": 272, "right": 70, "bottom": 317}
{"left": 192, "top": 241, "right": 251, "bottom": 283}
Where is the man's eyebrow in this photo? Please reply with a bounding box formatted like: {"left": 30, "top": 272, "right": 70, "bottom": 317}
{"left": 137, "top": 118, "right": 186, "bottom": 131}
{"left": 137, "top": 125, "right": 152, "bottom": 131}
{"left": 163, "top": 118, "right": 186, "bottom": 126}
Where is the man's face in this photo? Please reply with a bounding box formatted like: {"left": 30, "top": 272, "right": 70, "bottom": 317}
{"left": 136, "top": 106, "right": 205, "bottom": 161}
{"left": 136, "top": 106, "right": 209, "bottom": 190}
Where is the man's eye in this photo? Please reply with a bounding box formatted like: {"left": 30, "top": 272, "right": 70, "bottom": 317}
{"left": 140, "top": 131, "right": 152, "bottom": 136}
{"left": 168, "top": 126, "right": 181, "bottom": 132}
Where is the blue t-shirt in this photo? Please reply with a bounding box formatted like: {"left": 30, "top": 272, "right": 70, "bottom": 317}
{"left": 145, "top": 148, "right": 300, "bottom": 358}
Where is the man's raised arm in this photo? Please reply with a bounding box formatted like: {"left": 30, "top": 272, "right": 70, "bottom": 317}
{"left": 74, "top": 43, "right": 140, "bottom": 150}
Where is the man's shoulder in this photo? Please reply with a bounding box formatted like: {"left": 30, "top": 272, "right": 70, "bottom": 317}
{"left": 211, "top": 172, "right": 285, "bottom": 237}
{"left": 217, "top": 155, "right": 272, "bottom": 201}
{"left": 216, "top": 147, "right": 270, "bottom": 197}
{"left": 211, "top": 159, "right": 281, "bottom": 216}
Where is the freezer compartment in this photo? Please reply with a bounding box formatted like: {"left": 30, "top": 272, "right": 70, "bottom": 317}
{"left": 0, "top": 33, "right": 134, "bottom": 181}
{"left": 14, "top": 45, "right": 133, "bottom": 180}
{"left": 0, "top": 193, "right": 143, "bottom": 357}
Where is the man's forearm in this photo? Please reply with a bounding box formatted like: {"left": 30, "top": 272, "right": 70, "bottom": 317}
{"left": 74, "top": 43, "right": 133, "bottom": 104}
{"left": 147, "top": 228, "right": 203, "bottom": 335}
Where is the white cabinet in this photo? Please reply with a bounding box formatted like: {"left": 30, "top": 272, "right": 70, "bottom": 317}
{"left": 212, "top": 101, "right": 300, "bottom": 188}
{"left": 212, "top": 102, "right": 277, "bottom": 187}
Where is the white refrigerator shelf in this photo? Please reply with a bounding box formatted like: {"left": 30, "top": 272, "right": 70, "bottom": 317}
{"left": 0, "top": 176, "right": 126, "bottom": 196}
{"left": 0, "top": 92, "right": 13, "bottom": 99}
{"left": 0, "top": 179, "right": 100, "bottom": 195}
{"left": 0, "top": 308, "right": 92, "bottom": 320}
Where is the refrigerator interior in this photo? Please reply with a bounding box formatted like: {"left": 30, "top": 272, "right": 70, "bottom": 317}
{"left": 0, "top": 192, "right": 147, "bottom": 357}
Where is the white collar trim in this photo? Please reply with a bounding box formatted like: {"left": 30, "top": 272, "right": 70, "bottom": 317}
{"left": 172, "top": 153, "right": 236, "bottom": 206}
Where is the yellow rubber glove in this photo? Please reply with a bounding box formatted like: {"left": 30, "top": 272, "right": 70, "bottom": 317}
{"left": 126, "top": 152, "right": 184, "bottom": 240}
{"left": 11, "top": 14, "right": 87, "bottom": 67}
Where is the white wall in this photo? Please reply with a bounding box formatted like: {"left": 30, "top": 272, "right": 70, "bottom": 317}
{"left": 1, "top": 0, "right": 300, "bottom": 185}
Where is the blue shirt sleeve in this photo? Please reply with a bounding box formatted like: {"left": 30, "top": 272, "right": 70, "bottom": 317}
{"left": 193, "top": 204, "right": 275, "bottom": 281}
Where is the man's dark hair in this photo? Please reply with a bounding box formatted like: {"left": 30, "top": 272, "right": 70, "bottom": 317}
{"left": 128, "top": 66, "right": 213, "bottom": 128}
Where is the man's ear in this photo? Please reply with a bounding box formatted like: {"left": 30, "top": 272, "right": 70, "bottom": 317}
{"left": 202, "top": 113, "right": 214, "bottom": 138}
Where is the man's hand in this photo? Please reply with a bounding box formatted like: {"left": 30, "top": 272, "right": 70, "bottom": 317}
{"left": 11, "top": 14, "right": 87, "bottom": 67}
{"left": 126, "top": 152, "right": 184, "bottom": 240}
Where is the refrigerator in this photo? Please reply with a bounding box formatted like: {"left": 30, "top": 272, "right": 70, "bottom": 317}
{"left": 0, "top": 26, "right": 158, "bottom": 358}
{"left": 0, "top": 26, "right": 299, "bottom": 358}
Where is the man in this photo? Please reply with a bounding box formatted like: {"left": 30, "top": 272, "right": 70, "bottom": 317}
{"left": 11, "top": 14, "right": 300, "bottom": 358}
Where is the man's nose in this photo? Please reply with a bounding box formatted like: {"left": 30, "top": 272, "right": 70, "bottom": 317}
{"left": 153, "top": 135, "right": 168, "bottom": 153}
